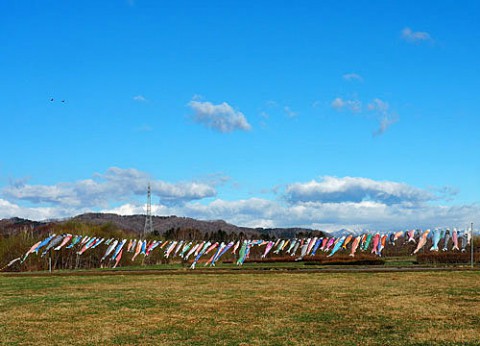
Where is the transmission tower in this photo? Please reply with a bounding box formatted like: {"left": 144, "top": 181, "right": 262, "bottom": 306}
{"left": 143, "top": 183, "right": 153, "bottom": 238}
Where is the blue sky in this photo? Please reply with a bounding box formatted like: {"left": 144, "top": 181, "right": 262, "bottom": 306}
{"left": 1, "top": 1, "right": 479, "bottom": 230}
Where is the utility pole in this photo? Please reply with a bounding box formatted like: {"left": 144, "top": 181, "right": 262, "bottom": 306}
{"left": 143, "top": 182, "right": 153, "bottom": 239}
{"left": 471, "top": 222, "right": 474, "bottom": 268}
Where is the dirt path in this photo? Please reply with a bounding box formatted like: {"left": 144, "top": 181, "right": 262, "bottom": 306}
{"left": 1, "top": 265, "right": 478, "bottom": 277}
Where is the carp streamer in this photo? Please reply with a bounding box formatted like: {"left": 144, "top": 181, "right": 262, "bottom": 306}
{"left": 1, "top": 227, "right": 475, "bottom": 271}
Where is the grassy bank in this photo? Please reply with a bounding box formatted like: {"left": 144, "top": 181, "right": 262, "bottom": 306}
{"left": 1, "top": 271, "right": 479, "bottom": 345}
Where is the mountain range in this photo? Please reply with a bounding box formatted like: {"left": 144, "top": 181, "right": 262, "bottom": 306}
{"left": 0, "top": 213, "right": 326, "bottom": 239}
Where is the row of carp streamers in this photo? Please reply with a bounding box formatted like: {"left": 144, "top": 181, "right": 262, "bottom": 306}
{"left": 3, "top": 228, "right": 473, "bottom": 270}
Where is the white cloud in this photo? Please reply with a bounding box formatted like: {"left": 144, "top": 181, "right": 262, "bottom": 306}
{"left": 285, "top": 176, "right": 433, "bottom": 205}
{"left": 2, "top": 167, "right": 218, "bottom": 208}
{"left": 103, "top": 198, "right": 480, "bottom": 232}
{"left": 331, "top": 97, "right": 362, "bottom": 112}
{"left": 99, "top": 177, "right": 479, "bottom": 231}
{"left": 284, "top": 106, "right": 297, "bottom": 118}
{"left": 343, "top": 73, "right": 363, "bottom": 82}
{"left": 103, "top": 203, "right": 171, "bottom": 217}
{"left": 2, "top": 193, "right": 478, "bottom": 231}
{"left": 188, "top": 100, "right": 251, "bottom": 133}
{"left": 182, "top": 198, "right": 280, "bottom": 228}
{"left": 1, "top": 173, "right": 477, "bottom": 232}
{"left": 133, "top": 95, "right": 147, "bottom": 102}
{"left": 401, "top": 27, "right": 432, "bottom": 43}
{"left": 0, "top": 198, "right": 73, "bottom": 220}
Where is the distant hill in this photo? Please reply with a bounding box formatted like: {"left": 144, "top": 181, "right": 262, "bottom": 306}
{"left": 328, "top": 228, "right": 364, "bottom": 237}
{"left": 0, "top": 213, "right": 326, "bottom": 239}
{"left": 0, "top": 217, "right": 46, "bottom": 236}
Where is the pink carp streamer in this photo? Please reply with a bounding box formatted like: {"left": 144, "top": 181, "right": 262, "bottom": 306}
{"left": 54, "top": 234, "right": 72, "bottom": 251}
{"left": 131, "top": 240, "right": 143, "bottom": 261}
{"left": 349, "top": 236, "right": 361, "bottom": 257}
{"left": 262, "top": 241, "right": 275, "bottom": 258}
{"left": 407, "top": 230, "right": 416, "bottom": 243}
{"left": 21, "top": 241, "right": 41, "bottom": 263}
{"left": 413, "top": 230, "right": 430, "bottom": 255}
{"left": 452, "top": 229, "right": 459, "bottom": 251}
{"left": 113, "top": 249, "right": 123, "bottom": 268}
{"left": 371, "top": 234, "right": 380, "bottom": 255}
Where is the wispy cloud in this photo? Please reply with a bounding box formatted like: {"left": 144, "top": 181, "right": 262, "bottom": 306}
{"left": 343, "top": 73, "right": 363, "bottom": 82}
{"left": 435, "top": 186, "right": 459, "bottom": 201}
{"left": 368, "top": 98, "right": 389, "bottom": 113}
{"left": 133, "top": 95, "right": 147, "bottom": 102}
{"left": 368, "top": 98, "right": 398, "bottom": 136}
{"left": 331, "top": 97, "right": 362, "bottom": 112}
{"left": 134, "top": 124, "right": 153, "bottom": 132}
{"left": 265, "top": 100, "right": 278, "bottom": 108}
{"left": 284, "top": 106, "right": 297, "bottom": 118}
{"left": 259, "top": 111, "right": 269, "bottom": 119}
{"left": 401, "top": 27, "right": 433, "bottom": 43}
{"left": 260, "top": 100, "right": 299, "bottom": 121}
{"left": 373, "top": 116, "right": 397, "bottom": 137}
{"left": 188, "top": 100, "right": 251, "bottom": 133}
{"left": 331, "top": 96, "right": 397, "bottom": 136}
{"left": 331, "top": 98, "right": 344, "bottom": 109}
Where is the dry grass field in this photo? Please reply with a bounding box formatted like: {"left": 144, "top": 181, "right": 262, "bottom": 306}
{"left": 1, "top": 271, "right": 479, "bottom": 345}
